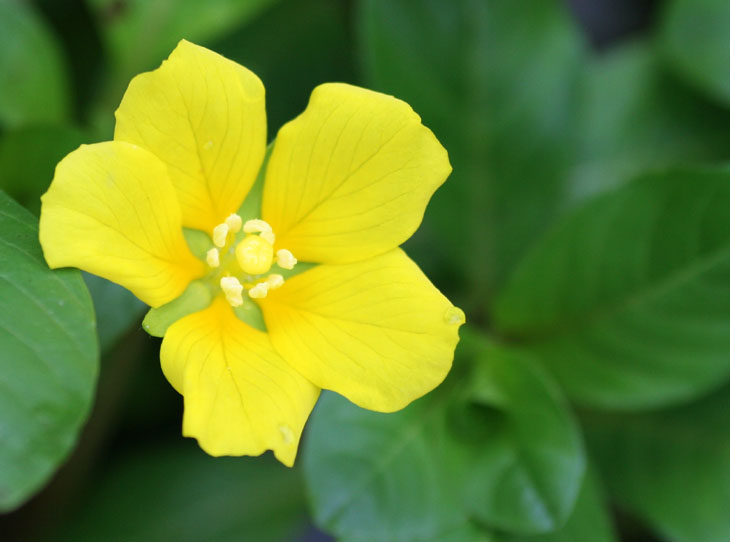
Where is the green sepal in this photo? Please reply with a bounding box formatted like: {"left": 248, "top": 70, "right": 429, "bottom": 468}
{"left": 232, "top": 298, "right": 266, "bottom": 332}
{"left": 142, "top": 280, "right": 213, "bottom": 337}
{"left": 182, "top": 228, "right": 213, "bottom": 261}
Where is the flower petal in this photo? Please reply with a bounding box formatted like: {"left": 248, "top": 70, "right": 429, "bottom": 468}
{"left": 40, "top": 141, "right": 204, "bottom": 308}
{"left": 261, "top": 83, "right": 451, "bottom": 264}
{"left": 160, "top": 297, "right": 319, "bottom": 466}
{"left": 258, "top": 249, "right": 464, "bottom": 412}
{"left": 115, "top": 39, "right": 266, "bottom": 232}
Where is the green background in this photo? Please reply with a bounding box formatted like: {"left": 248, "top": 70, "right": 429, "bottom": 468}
{"left": 1, "top": 0, "right": 730, "bottom": 540}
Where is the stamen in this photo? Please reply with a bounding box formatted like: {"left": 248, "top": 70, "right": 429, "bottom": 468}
{"left": 266, "top": 274, "right": 284, "bottom": 289}
{"left": 225, "top": 213, "right": 242, "bottom": 233}
{"left": 220, "top": 276, "right": 244, "bottom": 307}
{"left": 276, "top": 249, "right": 297, "bottom": 270}
{"left": 206, "top": 248, "right": 220, "bottom": 268}
{"left": 243, "top": 219, "right": 272, "bottom": 234}
{"left": 248, "top": 282, "right": 270, "bottom": 299}
{"left": 213, "top": 223, "right": 229, "bottom": 248}
{"left": 243, "top": 219, "right": 275, "bottom": 245}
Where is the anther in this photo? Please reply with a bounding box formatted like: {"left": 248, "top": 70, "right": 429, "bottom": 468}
{"left": 213, "top": 223, "right": 229, "bottom": 248}
{"left": 225, "top": 213, "right": 242, "bottom": 233}
{"left": 243, "top": 219, "right": 275, "bottom": 244}
{"left": 220, "top": 276, "right": 244, "bottom": 307}
{"left": 266, "top": 274, "right": 284, "bottom": 290}
{"left": 206, "top": 248, "right": 220, "bottom": 268}
{"left": 248, "top": 282, "right": 270, "bottom": 299}
{"left": 276, "top": 249, "right": 297, "bottom": 270}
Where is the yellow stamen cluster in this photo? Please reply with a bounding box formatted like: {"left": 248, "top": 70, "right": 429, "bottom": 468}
{"left": 208, "top": 215, "right": 297, "bottom": 306}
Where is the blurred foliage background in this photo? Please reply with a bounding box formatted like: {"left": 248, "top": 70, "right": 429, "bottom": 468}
{"left": 2, "top": 0, "right": 730, "bottom": 540}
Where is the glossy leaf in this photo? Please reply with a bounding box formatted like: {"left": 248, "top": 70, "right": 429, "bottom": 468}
{"left": 0, "top": 192, "right": 98, "bottom": 511}
{"left": 586, "top": 385, "right": 730, "bottom": 542}
{"left": 659, "top": 0, "right": 730, "bottom": 107}
{"left": 303, "top": 332, "right": 584, "bottom": 538}
{"left": 303, "top": 389, "right": 475, "bottom": 541}
{"left": 0, "top": 0, "right": 70, "bottom": 127}
{"left": 358, "top": 0, "right": 585, "bottom": 300}
{"left": 495, "top": 166, "right": 730, "bottom": 409}
{"left": 498, "top": 468, "right": 617, "bottom": 542}
{"left": 464, "top": 340, "right": 585, "bottom": 534}
{"left": 57, "top": 444, "right": 310, "bottom": 541}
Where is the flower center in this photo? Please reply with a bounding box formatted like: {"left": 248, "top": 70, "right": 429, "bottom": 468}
{"left": 206, "top": 214, "right": 297, "bottom": 306}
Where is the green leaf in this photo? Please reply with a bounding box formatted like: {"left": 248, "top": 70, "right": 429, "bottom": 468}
{"left": 494, "top": 166, "right": 730, "bottom": 409}
{"left": 303, "top": 390, "right": 476, "bottom": 541}
{"left": 0, "top": 0, "right": 70, "bottom": 128}
{"left": 659, "top": 0, "right": 730, "bottom": 107}
{"left": 585, "top": 385, "right": 730, "bottom": 542}
{"left": 497, "top": 468, "right": 617, "bottom": 542}
{"left": 569, "top": 40, "right": 730, "bottom": 205}
{"left": 84, "top": 273, "right": 146, "bottom": 351}
{"left": 302, "top": 332, "right": 584, "bottom": 539}
{"left": 0, "top": 124, "right": 87, "bottom": 216}
{"left": 358, "top": 0, "right": 585, "bottom": 300}
{"left": 463, "top": 339, "right": 585, "bottom": 534}
{"left": 56, "top": 444, "right": 309, "bottom": 541}
{"left": 0, "top": 191, "right": 98, "bottom": 511}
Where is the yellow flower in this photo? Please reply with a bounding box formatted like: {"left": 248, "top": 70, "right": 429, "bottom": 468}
{"left": 39, "top": 40, "right": 465, "bottom": 466}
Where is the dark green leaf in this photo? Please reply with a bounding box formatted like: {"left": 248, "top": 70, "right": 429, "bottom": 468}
{"left": 494, "top": 166, "right": 730, "bottom": 409}
{"left": 585, "top": 385, "right": 730, "bottom": 542}
{"left": 0, "top": 0, "right": 70, "bottom": 128}
{"left": 464, "top": 339, "right": 585, "bottom": 534}
{"left": 569, "top": 40, "right": 730, "bottom": 205}
{"left": 659, "top": 0, "right": 730, "bottom": 107}
{"left": 0, "top": 191, "right": 98, "bottom": 511}
{"left": 303, "top": 389, "right": 475, "bottom": 541}
{"left": 498, "top": 468, "right": 617, "bottom": 542}
{"left": 303, "top": 332, "right": 584, "bottom": 539}
{"left": 358, "top": 0, "right": 585, "bottom": 300}
{"left": 57, "top": 444, "right": 309, "bottom": 541}
{"left": 0, "top": 124, "right": 87, "bottom": 216}
{"left": 88, "top": 0, "right": 278, "bottom": 99}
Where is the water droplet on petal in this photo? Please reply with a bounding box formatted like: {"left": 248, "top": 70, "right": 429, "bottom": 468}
{"left": 279, "top": 424, "right": 294, "bottom": 445}
{"left": 444, "top": 306, "right": 465, "bottom": 325}
{"left": 204, "top": 140, "right": 214, "bottom": 150}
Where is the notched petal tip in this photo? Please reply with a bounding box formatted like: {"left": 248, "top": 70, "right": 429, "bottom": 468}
{"left": 161, "top": 298, "right": 319, "bottom": 465}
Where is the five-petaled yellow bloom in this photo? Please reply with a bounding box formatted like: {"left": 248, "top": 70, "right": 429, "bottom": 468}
{"left": 39, "top": 40, "right": 464, "bottom": 466}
